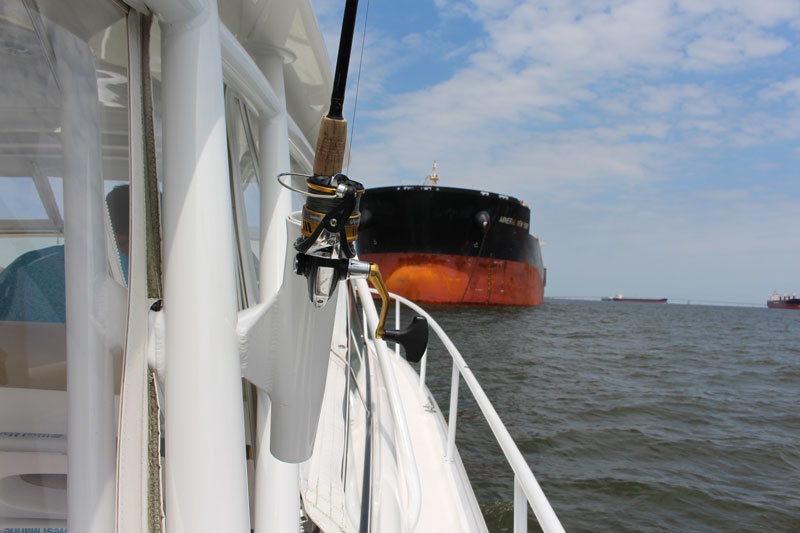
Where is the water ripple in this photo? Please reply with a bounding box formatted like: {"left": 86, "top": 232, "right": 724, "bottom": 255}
{"left": 420, "top": 299, "right": 800, "bottom": 532}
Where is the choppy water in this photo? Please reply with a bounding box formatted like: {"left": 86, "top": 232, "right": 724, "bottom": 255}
{"left": 417, "top": 299, "right": 800, "bottom": 532}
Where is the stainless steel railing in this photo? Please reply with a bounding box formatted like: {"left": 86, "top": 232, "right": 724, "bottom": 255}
{"left": 355, "top": 280, "right": 422, "bottom": 532}
{"left": 369, "top": 289, "right": 566, "bottom": 533}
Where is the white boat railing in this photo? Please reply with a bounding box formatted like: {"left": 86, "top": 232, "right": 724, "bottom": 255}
{"left": 369, "top": 289, "right": 566, "bottom": 533}
{"left": 355, "top": 280, "right": 423, "bottom": 532}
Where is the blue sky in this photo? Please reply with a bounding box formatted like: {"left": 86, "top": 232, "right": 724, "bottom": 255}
{"left": 312, "top": 0, "right": 800, "bottom": 305}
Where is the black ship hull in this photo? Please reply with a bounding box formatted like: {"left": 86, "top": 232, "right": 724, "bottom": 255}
{"left": 356, "top": 186, "right": 545, "bottom": 306}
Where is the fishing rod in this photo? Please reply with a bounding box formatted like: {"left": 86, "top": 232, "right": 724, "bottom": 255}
{"left": 281, "top": 0, "right": 428, "bottom": 362}
{"left": 313, "top": 0, "right": 358, "bottom": 177}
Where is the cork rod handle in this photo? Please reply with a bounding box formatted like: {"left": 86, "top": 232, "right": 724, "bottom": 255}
{"left": 313, "top": 116, "right": 348, "bottom": 177}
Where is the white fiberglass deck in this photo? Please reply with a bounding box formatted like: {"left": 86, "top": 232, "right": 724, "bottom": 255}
{"left": 388, "top": 350, "right": 487, "bottom": 533}
{"left": 301, "top": 288, "right": 486, "bottom": 533}
{"left": 366, "top": 288, "right": 565, "bottom": 533}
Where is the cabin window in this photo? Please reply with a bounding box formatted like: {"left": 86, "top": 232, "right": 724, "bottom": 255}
{"left": 0, "top": 1, "right": 129, "bottom": 523}
{"left": 225, "top": 89, "right": 261, "bottom": 307}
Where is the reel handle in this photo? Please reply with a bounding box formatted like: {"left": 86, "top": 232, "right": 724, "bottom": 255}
{"left": 367, "top": 264, "right": 429, "bottom": 362}
{"left": 382, "top": 317, "right": 429, "bottom": 363}
{"left": 294, "top": 255, "right": 430, "bottom": 361}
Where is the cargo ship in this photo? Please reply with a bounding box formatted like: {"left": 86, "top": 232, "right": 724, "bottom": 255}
{"left": 602, "top": 294, "right": 668, "bottom": 303}
{"left": 356, "top": 163, "right": 545, "bottom": 306}
{"left": 767, "top": 292, "right": 800, "bottom": 309}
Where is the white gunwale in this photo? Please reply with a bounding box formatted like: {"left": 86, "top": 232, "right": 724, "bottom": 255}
{"left": 0, "top": 0, "right": 565, "bottom": 531}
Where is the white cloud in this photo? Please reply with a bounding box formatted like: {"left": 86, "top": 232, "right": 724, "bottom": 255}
{"left": 760, "top": 77, "right": 800, "bottom": 101}
{"left": 483, "top": 0, "right": 681, "bottom": 76}
{"left": 312, "top": 0, "right": 800, "bottom": 301}
{"left": 684, "top": 32, "right": 789, "bottom": 69}
{"left": 675, "top": 0, "right": 800, "bottom": 27}
{"left": 636, "top": 85, "right": 709, "bottom": 114}
{"left": 347, "top": 0, "right": 800, "bottom": 185}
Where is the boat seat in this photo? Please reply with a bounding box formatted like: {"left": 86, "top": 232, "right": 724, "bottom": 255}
{"left": 0, "top": 321, "right": 123, "bottom": 391}
{"left": 0, "top": 388, "right": 68, "bottom": 521}
{"left": 0, "top": 386, "right": 121, "bottom": 522}
{"left": 0, "top": 322, "right": 66, "bottom": 390}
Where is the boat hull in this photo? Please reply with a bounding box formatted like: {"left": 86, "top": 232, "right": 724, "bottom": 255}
{"left": 767, "top": 300, "right": 800, "bottom": 309}
{"left": 604, "top": 298, "right": 667, "bottom": 303}
{"left": 359, "top": 252, "right": 544, "bottom": 306}
{"left": 357, "top": 186, "right": 545, "bottom": 306}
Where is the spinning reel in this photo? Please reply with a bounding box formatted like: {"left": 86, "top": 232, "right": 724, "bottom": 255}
{"left": 275, "top": 0, "right": 427, "bottom": 362}
{"left": 278, "top": 171, "right": 429, "bottom": 363}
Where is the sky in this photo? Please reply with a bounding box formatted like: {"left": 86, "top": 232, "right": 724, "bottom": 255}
{"left": 311, "top": 0, "right": 800, "bottom": 305}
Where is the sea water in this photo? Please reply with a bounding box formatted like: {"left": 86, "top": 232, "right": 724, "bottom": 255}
{"left": 418, "top": 299, "right": 799, "bottom": 532}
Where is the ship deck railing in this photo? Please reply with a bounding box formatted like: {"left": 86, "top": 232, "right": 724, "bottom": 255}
{"left": 367, "top": 288, "right": 565, "bottom": 533}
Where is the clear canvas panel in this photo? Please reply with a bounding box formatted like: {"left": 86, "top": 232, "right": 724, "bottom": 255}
{"left": 0, "top": 1, "right": 129, "bottom": 524}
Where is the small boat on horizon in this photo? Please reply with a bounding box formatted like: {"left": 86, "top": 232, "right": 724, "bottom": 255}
{"left": 602, "top": 293, "right": 668, "bottom": 303}
{"left": 767, "top": 292, "right": 800, "bottom": 309}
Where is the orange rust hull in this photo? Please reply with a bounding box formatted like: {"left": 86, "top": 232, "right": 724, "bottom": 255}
{"left": 359, "top": 252, "right": 544, "bottom": 306}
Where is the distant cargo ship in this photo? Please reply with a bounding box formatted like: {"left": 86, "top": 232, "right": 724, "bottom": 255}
{"left": 767, "top": 292, "right": 800, "bottom": 309}
{"left": 602, "top": 294, "right": 667, "bottom": 303}
{"left": 356, "top": 163, "right": 545, "bottom": 306}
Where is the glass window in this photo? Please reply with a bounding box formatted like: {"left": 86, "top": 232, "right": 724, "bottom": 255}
{"left": 226, "top": 90, "right": 261, "bottom": 306}
{"left": 0, "top": 1, "right": 129, "bottom": 523}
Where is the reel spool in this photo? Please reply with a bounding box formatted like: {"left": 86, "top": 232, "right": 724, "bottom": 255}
{"left": 278, "top": 172, "right": 364, "bottom": 308}
{"left": 277, "top": 172, "right": 428, "bottom": 362}
{"left": 278, "top": 172, "right": 364, "bottom": 257}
